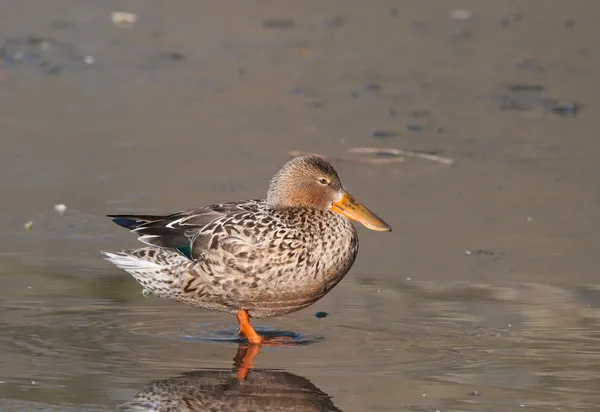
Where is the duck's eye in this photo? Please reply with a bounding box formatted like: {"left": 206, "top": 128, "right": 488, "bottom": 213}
{"left": 318, "top": 177, "right": 329, "bottom": 185}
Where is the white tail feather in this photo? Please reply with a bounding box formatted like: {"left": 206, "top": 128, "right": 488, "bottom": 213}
{"left": 101, "top": 250, "right": 162, "bottom": 272}
{"left": 101, "top": 249, "right": 189, "bottom": 296}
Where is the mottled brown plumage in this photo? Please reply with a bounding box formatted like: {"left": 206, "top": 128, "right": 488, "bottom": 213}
{"left": 103, "top": 155, "right": 390, "bottom": 344}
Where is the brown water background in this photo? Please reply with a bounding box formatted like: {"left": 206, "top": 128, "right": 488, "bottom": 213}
{"left": 1, "top": 1, "right": 599, "bottom": 411}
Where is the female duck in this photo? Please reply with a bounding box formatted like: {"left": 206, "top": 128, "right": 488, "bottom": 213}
{"left": 103, "top": 155, "right": 391, "bottom": 345}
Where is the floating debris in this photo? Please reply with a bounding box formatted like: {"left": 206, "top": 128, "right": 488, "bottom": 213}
{"left": 290, "top": 86, "right": 313, "bottom": 97}
{"left": 142, "top": 288, "right": 152, "bottom": 297}
{"left": 305, "top": 101, "right": 323, "bottom": 108}
{"left": 158, "top": 52, "right": 185, "bottom": 62}
{"left": 345, "top": 148, "right": 406, "bottom": 164}
{"left": 515, "top": 59, "right": 544, "bottom": 73}
{"left": 314, "top": 311, "right": 329, "bottom": 319}
{"left": 464, "top": 249, "right": 495, "bottom": 256}
{"left": 288, "top": 147, "right": 455, "bottom": 166}
{"left": 364, "top": 83, "right": 381, "bottom": 91}
{"left": 409, "top": 110, "right": 430, "bottom": 118}
{"left": 111, "top": 12, "right": 137, "bottom": 28}
{"left": 469, "top": 390, "right": 481, "bottom": 396}
{"left": 321, "top": 16, "right": 344, "bottom": 29}
{"left": 490, "top": 85, "right": 579, "bottom": 117}
{"left": 54, "top": 204, "right": 67, "bottom": 215}
{"left": 369, "top": 130, "right": 398, "bottom": 139}
{"left": 550, "top": 101, "right": 579, "bottom": 117}
{"left": 24, "top": 221, "right": 33, "bottom": 231}
{"left": 406, "top": 124, "right": 424, "bottom": 132}
{"left": 347, "top": 147, "right": 454, "bottom": 165}
{"left": 51, "top": 20, "right": 75, "bottom": 30}
{"left": 262, "top": 19, "right": 295, "bottom": 29}
{"left": 0, "top": 36, "right": 92, "bottom": 75}
{"left": 498, "top": 17, "right": 511, "bottom": 27}
{"left": 505, "top": 83, "right": 545, "bottom": 92}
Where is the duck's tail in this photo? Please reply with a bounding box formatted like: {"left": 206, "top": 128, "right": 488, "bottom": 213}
{"left": 101, "top": 248, "right": 193, "bottom": 297}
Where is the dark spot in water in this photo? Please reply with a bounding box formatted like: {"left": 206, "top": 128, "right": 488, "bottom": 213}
{"left": 51, "top": 20, "right": 75, "bottom": 30}
{"left": 369, "top": 130, "right": 398, "bottom": 139}
{"left": 409, "top": 110, "right": 430, "bottom": 118}
{"left": 306, "top": 101, "right": 323, "bottom": 108}
{"left": 505, "top": 83, "right": 545, "bottom": 92}
{"left": 498, "top": 17, "right": 511, "bottom": 27}
{"left": 469, "top": 391, "right": 481, "bottom": 396}
{"left": 321, "top": 16, "right": 344, "bottom": 29}
{"left": 158, "top": 52, "right": 185, "bottom": 62}
{"left": 365, "top": 83, "right": 381, "bottom": 91}
{"left": 262, "top": 19, "right": 295, "bottom": 29}
{"left": 314, "top": 311, "right": 328, "bottom": 319}
{"left": 0, "top": 35, "right": 90, "bottom": 75}
{"left": 406, "top": 124, "right": 424, "bottom": 132}
{"left": 515, "top": 59, "right": 544, "bottom": 73}
{"left": 551, "top": 101, "right": 579, "bottom": 117}
{"left": 464, "top": 249, "right": 495, "bottom": 256}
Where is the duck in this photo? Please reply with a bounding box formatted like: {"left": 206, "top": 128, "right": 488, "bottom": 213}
{"left": 102, "top": 154, "right": 391, "bottom": 345}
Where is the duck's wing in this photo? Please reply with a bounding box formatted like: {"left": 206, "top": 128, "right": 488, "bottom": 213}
{"left": 107, "top": 200, "right": 263, "bottom": 259}
{"left": 189, "top": 203, "right": 303, "bottom": 276}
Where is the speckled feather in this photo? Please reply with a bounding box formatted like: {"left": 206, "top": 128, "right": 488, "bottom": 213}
{"left": 103, "top": 199, "right": 358, "bottom": 318}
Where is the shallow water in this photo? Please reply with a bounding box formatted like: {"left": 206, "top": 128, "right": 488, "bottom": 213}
{"left": 1, "top": 1, "right": 600, "bottom": 411}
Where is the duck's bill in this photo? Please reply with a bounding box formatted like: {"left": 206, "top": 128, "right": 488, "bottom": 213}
{"left": 330, "top": 191, "right": 392, "bottom": 232}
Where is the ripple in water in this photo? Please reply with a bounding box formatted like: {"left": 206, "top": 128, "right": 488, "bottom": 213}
{"left": 129, "top": 319, "right": 324, "bottom": 347}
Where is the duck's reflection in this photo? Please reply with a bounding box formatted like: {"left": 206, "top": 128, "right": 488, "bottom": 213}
{"left": 118, "top": 344, "right": 342, "bottom": 411}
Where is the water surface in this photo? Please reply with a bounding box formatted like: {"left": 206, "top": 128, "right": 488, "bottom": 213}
{"left": 1, "top": 1, "right": 599, "bottom": 410}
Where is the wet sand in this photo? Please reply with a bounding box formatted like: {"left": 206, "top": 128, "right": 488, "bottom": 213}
{"left": 1, "top": 1, "right": 599, "bottom": 411}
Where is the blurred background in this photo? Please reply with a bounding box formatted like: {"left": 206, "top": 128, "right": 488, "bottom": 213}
{"left": 1, "top": 1, "right": 599, "bottom": 411}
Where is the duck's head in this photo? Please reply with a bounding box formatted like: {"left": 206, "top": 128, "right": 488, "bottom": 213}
{"left": 267, "top": 155, "right": 391, "bottom": 232}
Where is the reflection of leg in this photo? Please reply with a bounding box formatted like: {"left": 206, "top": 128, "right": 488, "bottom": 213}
{"left": 262, "top": 335, "right": 296, "bottom": 346}
{"left": 236, "top": 308, "right": 262, "bottom": 345}
{"left": 233, "top": 344, "right": 260, "bottom": 381}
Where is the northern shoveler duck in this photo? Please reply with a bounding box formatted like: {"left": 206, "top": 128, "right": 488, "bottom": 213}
{"left": 102, "top": 155, "right": 391, "bottom": 345}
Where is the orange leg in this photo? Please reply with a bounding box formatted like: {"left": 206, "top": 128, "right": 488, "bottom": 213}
{"left": 236, "top": 308, "right": 262, "bottom": 345}
{"left": 233, "top": 344, "right": 261, "bottom": 381}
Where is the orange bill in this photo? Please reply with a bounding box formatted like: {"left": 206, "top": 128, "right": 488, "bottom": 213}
{"left": 330, "top": 190, "right": 392, "bottom": 232}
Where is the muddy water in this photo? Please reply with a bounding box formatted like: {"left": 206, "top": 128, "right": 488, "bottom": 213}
{"left": 1, "top": 1, "right": 599, "bottom": 411}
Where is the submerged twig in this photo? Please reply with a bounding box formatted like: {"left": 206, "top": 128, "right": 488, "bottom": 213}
{"left": 346, "top": 147, "right": 455, "bottom": 165}
{"left": 288, "top": 147, "right": 454, "bottom": 165}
